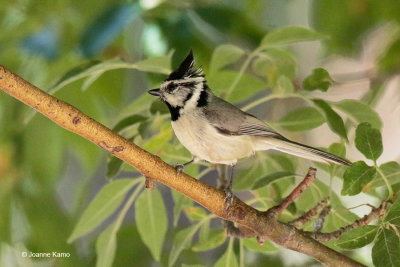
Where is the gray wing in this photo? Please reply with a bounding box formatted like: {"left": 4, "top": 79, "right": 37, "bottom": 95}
{"left": 204, "top": 94, "right": 283, "bottom": 138}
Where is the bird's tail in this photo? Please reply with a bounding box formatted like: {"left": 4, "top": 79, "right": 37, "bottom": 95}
{"left": 258, "top": 137, "right": 352, "bottom": 166}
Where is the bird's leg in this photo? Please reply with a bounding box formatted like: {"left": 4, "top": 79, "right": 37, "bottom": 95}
{"left": 224, "top": 164, "right": 235, "bottom": 209}
{"left": 175, "top": 158, "right": 194, "bottom": 174}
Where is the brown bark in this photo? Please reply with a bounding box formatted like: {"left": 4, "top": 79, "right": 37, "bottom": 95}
{"left": 0, "top": 65, "right": 365, "bottom": 267}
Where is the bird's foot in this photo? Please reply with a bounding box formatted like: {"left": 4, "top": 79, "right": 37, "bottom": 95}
{"left": 224, "top": 187, "right": 234, "bottom": 210}
{"left": 174, "top": 164, "right": 184, "bottom": 175}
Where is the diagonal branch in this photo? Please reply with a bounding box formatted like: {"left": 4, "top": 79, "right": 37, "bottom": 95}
{"left": 308, "top": 199, "right": 390, "bottom": 242}
{"left": 0, "top": 65, "right": 365, "bottom": 267}
{"left": 269, "top": 167, "right": 316, "bottom": 216}
{"left": 289, "top": 197, "right": 330, "bottom": 228}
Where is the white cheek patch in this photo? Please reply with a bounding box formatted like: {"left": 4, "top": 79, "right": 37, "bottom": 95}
{"left": 182, "top": 82, "right": 203, "bottom": 110}
{"left": 164, "top": 92, "right": 185, "bottom": 107}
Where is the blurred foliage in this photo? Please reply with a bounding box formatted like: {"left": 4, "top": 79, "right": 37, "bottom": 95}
{"left": 1, "top": 0, "right": 400, "bottom": 267}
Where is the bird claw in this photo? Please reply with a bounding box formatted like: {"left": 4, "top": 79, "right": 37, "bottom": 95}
{"left": 224, "top": 188, "right": 234, "bottom": 210}
{"left": 175, "top": 164, "right": 184, "bottom": 174}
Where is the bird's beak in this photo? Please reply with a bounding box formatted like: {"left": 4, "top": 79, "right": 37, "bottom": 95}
{"left": 148, "top": 88, "right": 161, "bottom": 96}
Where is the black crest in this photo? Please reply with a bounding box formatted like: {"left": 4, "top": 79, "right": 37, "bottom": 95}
{"left": 166, "top": 50, "right": 203, "bottom": 81}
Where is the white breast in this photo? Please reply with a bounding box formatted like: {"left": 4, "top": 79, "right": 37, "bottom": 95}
{"left": 172, "top": 112, "right": 255, "bottom": 165}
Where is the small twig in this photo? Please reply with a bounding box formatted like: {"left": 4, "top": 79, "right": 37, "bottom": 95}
{"left": 268, "top": 167, "right": 316, "bottom": 216}
{"left": 289, "top": 197, "right": 330, "bottom": 228}
{"left": 314, "top": 205, "right": 332, "bottom": 232}
{"left": 145, "top": 177, "right": 155, "bottom": 190}
{"left": 309, "top": 200, "right": 390, "bottom": 242}
{"left": 224, "top": 221, "right": 266, "bottom": 245}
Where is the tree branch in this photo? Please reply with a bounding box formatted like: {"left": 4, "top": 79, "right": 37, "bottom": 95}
{"left": 308, "top": 199, "right": 390, "bottom": 242}
{"left": 0, "top": 65, "right": 365, "bottom": 267}
{"left": 269, "top": 167, "right": 316, "bottom": 215}
{"left": 289, "top": 197, "right": 330, "bottom": 228}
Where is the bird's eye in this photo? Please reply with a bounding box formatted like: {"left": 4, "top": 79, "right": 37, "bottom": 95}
{"left": 166, "top": 83, "right": 177, "bottom": 92}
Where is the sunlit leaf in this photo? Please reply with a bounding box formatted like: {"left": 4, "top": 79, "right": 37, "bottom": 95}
{"left": 134, "top": 52, "right": 173, "bottom": 74}
{"left": 334, "top": 225, "right": 378, "bottom": 249}
{"left": 261, "top": 26, "right": 326, "bottom": 48}
{"left": 355, "top": 122, "right": 383, "bottom": 161}
{"left": 210, "top": 44, "right": 245, "bottom": 74}
{"left": 106, "top": 156, "right": 124, "bottom": 179}
{"left": 95, "top": 223, "right": 117, "bottom": 267}
{"left": 243, "top": 238, "right": 277, "bottom": 252}
{"left": 135, "top": 189, "right": 167, "bottom": 261}
{"left": 313, "top": 99, "right": 347, "bottom": 140}
{"left": 214, "top": 239, "right": 238, "bottom": 267}
{"left": 275, "top": 75, "right": 294, "bottom": 94}
{"left": 332, "top": 100, "right": 382, "bottom": 129}
{"left": 185, "top": 207, "right": 207, "bottom": 221}
{"left": 372, "top": 229, "right": 400, "bottom": 267}
{"left": 169, "top": 224, "right": 201, "bottom": 267}
{"left": 112, "top": 115, "right": 148, "bottom": 133}
{"left": 367, "top": 161, "right": 400, "bottom": 190}
{"left": 341, "top": 161, "right": 376, "bottom": 196}
{"left": 171, "top": 190, "right": 193, "bottom": 227}
{"left": 252, "top": 171, "right": 296, "bottom": 190}
{"left": 252, "top": 49, "right": 296, "bottom": 84}
{"left": 209, "top": 71, "right": 267, "bottom": 102}
{"left": 384, "top": 196, "right": 400, "bottom": 228}
{"left": 68, "top": 179, "right": 135, "bottom": 243}
{"left": 192, "top": 229, "right": 226, "bottom": 251}
{"left": 150, "top": 100, "right": 169, "bottom": 115}
{"left": 302, "top": 68, "right": 332, "bottom": 92}
{"left": 274, "top": 107, "right": 325, "bottom": 132}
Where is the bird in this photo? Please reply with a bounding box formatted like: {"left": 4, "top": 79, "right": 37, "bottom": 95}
{"left": 148, "top": 50, "right": 351, "bottom": 208}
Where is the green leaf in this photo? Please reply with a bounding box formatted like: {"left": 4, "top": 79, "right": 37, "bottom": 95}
{"left": 334, "top": 225, "right": 378, "bottom": 249}
{"left": 302, "top": 68, "right": 332, "bottom": 92}
{"left": 372, "top": 229, "right": 400, "bottom": 267}
{"left": 355, "top": 122, "right": 383, "bottom": 161}
{"left": 332, "top": 100, "right": 382, "bottom": 129}
{"left": 329, "top": 142, "right": 347, "bottom": 175}
{"left": 135, "top": 189, "right": 167, "bottom": 261}
{"left": 112, "top": 115, "right": 147, "bottom": 132}
{"left": 68, "top": 179, "right": 135, "bottom": 243}
{"left": 150, "top": 100, "right": 169, "bottom": 115}
{"left": 214, "top": 239, "right": 238, "bottom": 267}
{"left": 192, "top": 229, "right": 226, "bottom": 251}
{"left": 313, "top": 99, "right": 348, "bottom": 140}
{"left": 384, "top": 196, "right": 400, "bottom": 227}
{"left": 134, "top": 52, "right": 173, "bottom": 74}
{"left": 169, "top": 224, "right": 202, "bottom": 267}
{"left": 106, "top": 156, "right": 124, "bottom": 179}
{"left": 208, "top": 71, "right": 267, "bottom": 102}
{"left": 185, "top": 207, "right": 207, "bottom": 221}
{"left": 210, "top": 44, "right": 245, "bottom": 74}
{"left": 171, "top": 190, "right": 193, "bottom": 227}
{"left": 94, "top": 180, "right": 144, "bottom": 267}
{"left": 295, "top": 180, "right": 358, "bottom": 232}
{"left": 341, "top": 161, "right": 376, "bottom": 196}
{"left": 261, "top": 26, "right": 326, "bottom": 48}
{"left": 275, "top": 75, "right": 294, "bottom": 94}
{"left": 252, "top": 49, "right": 296, "bottom": 84}
{"left": 243, "top": 238, "right": 277, "bottom": 252}
{"left": 95, "top": 223, "right": 117, "bottom": 267}
{"left": 367, "top": 162, "right": 400, "bottom": 190}
{"left": 143, "top": 124, "right": 173, "bottom": 152}
{"left": 252, "top": 171, "right": 296, "bottom": 190}
{"left": 274, "top": 107, "right": 325, "bottom": 132}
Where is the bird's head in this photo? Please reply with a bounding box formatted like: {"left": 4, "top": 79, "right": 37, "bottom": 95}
{"left": 148, "top": 50, "right": 207, "bottom": 114}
